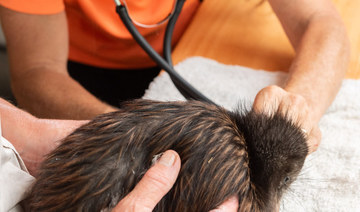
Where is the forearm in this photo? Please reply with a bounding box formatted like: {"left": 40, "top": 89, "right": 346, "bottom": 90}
{"left": 0, "top": 97, "right": 87, "bottom": 175}
{"left": 12, "top": 68, "right": 117, "bottom": 120}
{"left": 0, "top": 97, "right": 81, "bottom": 152}
{"left": 1, "top": 7, "right": 115, "bottom": 120}
{"left": 0, "top": 98, "right": 34, "bottom": 146}
{"left": 284, "top": 15, "right": 350, "bottom": 123}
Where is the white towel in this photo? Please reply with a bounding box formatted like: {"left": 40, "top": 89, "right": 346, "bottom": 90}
{"left": 143, "top": 57, "right": 360, "bottom": 212}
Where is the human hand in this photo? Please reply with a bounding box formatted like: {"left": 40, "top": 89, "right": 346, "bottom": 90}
{"left": 209, "top": 196, "right": 239, "bottom": 212}
{"left": 113, "top": 150, "right": 239, "bottom": 212}
{"left": 113, "top": 150, "right": 181, "bottom": 212}
{"left": 253, "top": 85, "right": 322, "bottom": 153}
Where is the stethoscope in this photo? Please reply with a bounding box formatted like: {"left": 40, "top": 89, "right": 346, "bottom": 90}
{"left": 114, "top": 0, "right": 215, "bottom": 104}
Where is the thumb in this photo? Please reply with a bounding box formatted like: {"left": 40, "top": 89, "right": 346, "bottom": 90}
{"left": 209, "top": 196, "right": 239, "bottom": 212}
{"left": 113, "top": 150, "right": 181, "bottom": 212}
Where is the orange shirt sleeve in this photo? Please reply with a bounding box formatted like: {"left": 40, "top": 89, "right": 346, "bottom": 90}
{"left": 0, "top": 0, "right": 64, "bottom": 15}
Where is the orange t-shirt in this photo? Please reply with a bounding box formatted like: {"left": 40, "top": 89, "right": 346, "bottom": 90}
{"left": 0, "top": 0, "right": 200, "bottom": 69}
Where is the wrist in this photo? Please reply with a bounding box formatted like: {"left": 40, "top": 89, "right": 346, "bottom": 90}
{"left": 36, "top": 118, "right": 88, "bottom": 142}
{"left": 16, "top": 118, "right": 87, "bottom": 176}
{"left": 283, "top": 84, "right": 323, "bottom": 124}
{"left": 1, "top": 103, "right": 36, "bottom": 153}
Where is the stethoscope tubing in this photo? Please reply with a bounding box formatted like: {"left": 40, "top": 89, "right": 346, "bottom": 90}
{"left": 163, "top": 0, "right": 183, "bottom": 67}
{"left": 115, "top": 2, "right": 215, "bottom": 104}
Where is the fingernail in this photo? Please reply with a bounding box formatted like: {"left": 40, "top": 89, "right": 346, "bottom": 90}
{"left": 158, "top": 151, "right": 176, "bottom": 167}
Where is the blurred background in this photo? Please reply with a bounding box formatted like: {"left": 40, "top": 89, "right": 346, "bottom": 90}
{"left": 0, "top": 19, "right": 15, "bottom": 102}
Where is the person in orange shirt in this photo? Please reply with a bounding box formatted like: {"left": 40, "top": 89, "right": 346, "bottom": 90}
{"left": 0, "top": 0, "right": 202, "bottom": 119}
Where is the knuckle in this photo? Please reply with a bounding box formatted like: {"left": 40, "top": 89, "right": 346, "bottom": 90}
{"left": 145, "top": 168, "right": 173, "bottom": 191}
{"left": 257, "top": 85, "right": 281, "bottom": 98}
{"left": 265, "top": 85, "right": 283, "bottom": 95}
{"left": 254, "top": 85, "right": 283, "bottom": 112}
{"left": 289, "top": 94, "right": 307, "bottom": 106}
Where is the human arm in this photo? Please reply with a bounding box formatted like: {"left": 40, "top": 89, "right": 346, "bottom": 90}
{"left": 253, "top": 0, "right": 350, "bottom": 153}
{"left": 0, "top": 97, "right": 87, "bottom": 175}
{"left": 113, "top": 150, "right": 238, "bottom": 212}
{"left": 0, "top": 6, "right": 117, "bottom": 120}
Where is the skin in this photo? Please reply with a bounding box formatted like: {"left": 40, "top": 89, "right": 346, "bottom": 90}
{"left": 253, "top": 0, "right": 350, "bottom": 153}
{"left": 0, "top": 0, "right": 350, "bottom": 209}
{"left": 0, "top": 98, "right": 87, "bottom": 175}
{"left": 113, "top": 150, "right": 239, "bottom": 212}
{"left": 0, "top": 98, "right": 238, "bottom": 211}
{"left": 0, "top": 9, "right": 117, "bottom": 120}
{"left": 0, "top": 1, "right": 350, "bottom": 128}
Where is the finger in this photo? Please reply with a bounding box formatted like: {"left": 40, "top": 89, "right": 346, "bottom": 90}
{"left": 209, "top": 196, "right": 239, "bottom": 212}
{"left": 307, "top": 127, "right": 322, "bottom": 154}
{"left": 275, "top": 94, "right": 319, "bottom": 153}
{"left": 253, "top": 85, "right": 283, "bottom": 115}
{"left": 113, "top": 150, "right": 181, "bottom": 212}
{"left": 277, "top": 93, "right": 310, "bottom": 128}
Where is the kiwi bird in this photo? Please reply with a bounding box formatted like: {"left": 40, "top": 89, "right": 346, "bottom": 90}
{"left": 27, "top": 99, "right": 308, "bottom": 212}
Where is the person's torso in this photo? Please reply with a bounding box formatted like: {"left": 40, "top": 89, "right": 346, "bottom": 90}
{"left": 64, "top": 0, "right": 200, "bottom": 69}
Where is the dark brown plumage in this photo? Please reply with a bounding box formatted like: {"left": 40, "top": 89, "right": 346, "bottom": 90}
{"left": 26, "top": 99, "right": 308, "bottom": 212}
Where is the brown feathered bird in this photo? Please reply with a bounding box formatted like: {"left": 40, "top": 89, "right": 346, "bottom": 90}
{"left": 26, "top": 99, "right": 308, "bottom": 212}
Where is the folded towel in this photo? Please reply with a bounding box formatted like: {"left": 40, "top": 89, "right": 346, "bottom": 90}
{"left": 143, "top": 57, "right": 360, "bottom": 212}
